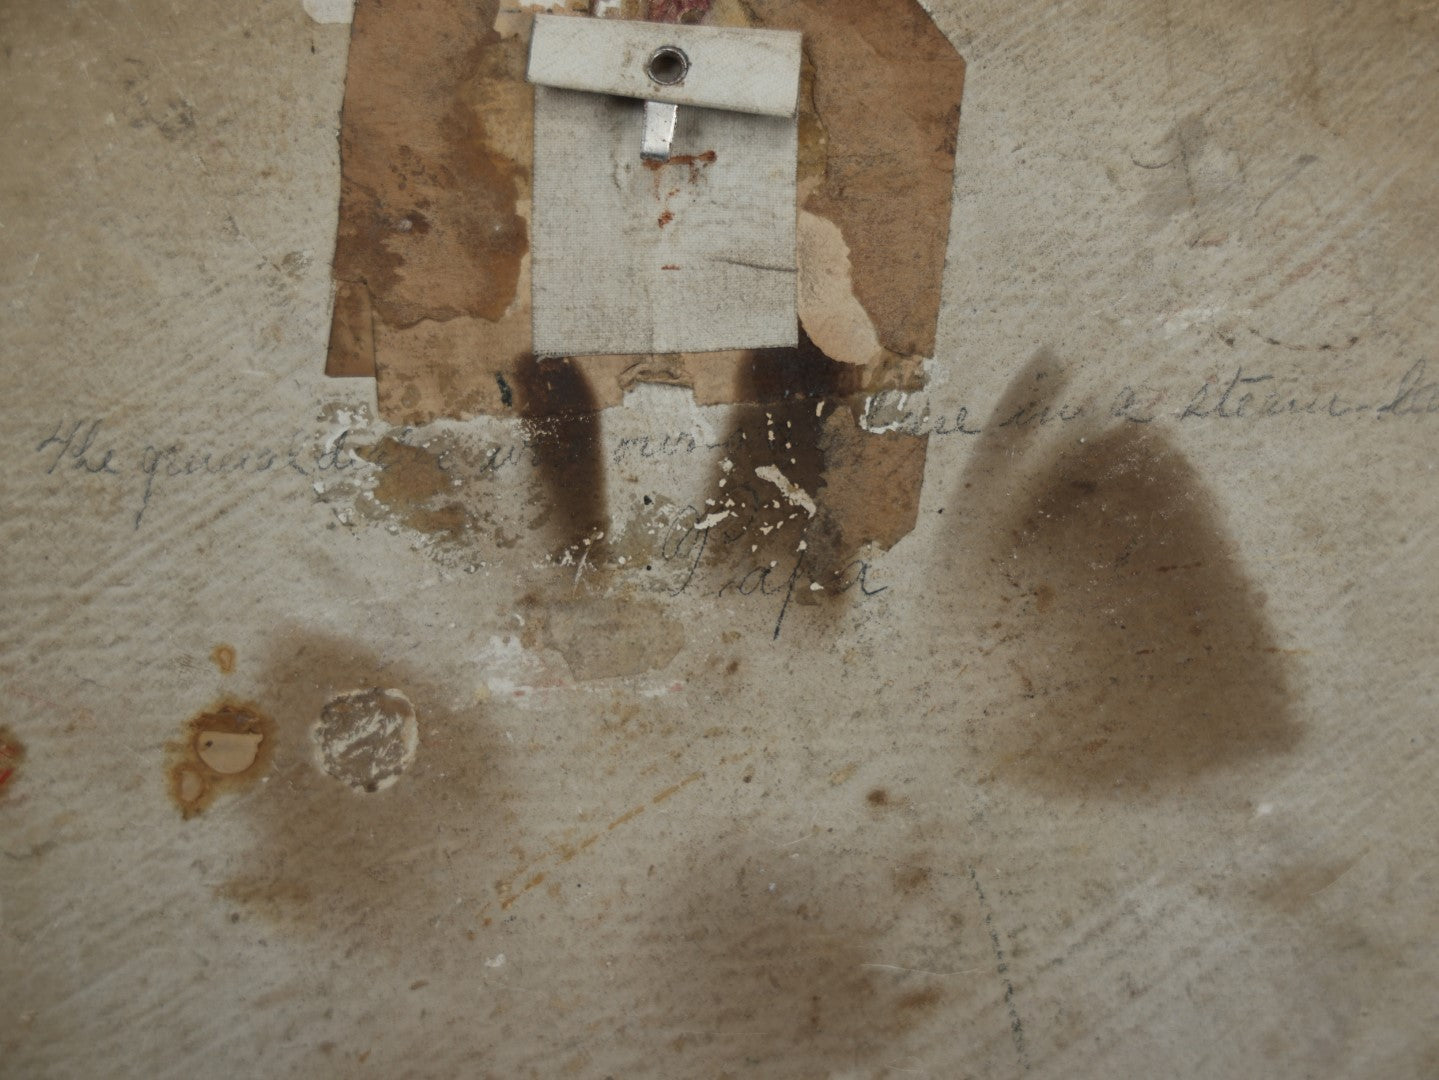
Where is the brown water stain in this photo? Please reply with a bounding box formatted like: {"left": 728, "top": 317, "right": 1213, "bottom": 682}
{"left": 209, "top": 631, "right": 506, "bottom": 956}
{"left": 952, "top": 351, "right": 1301, "bottom": 796}
{"left": 166, "top": 702, "right": 276, "bottom": 819}
{"left": 1252, "top": 856, "right": 1363, "bottom": 915}
{"left": 893, "top": 864, "right": 932, "bottom": 896}
{"left": 211, "top": 644, "right": 236, "bottom": 675}
{"left": 513, "top": 354, "right": 608, "bottom": 561}
{"left": 629, "top": 841, "right": 968, "bottom": 1075}
{"left": 0, "top": 727, "right": 25, "bottom": 800}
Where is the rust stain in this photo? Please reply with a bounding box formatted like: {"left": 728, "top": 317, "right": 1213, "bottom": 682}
{"left": 210, "top": 644, "right": 236, "bottom": 675}
{"left": 0, "top": 727, "right": 25, "bottom": 799}
{"left": 951, "top": 350, "right": 1301, "bottom": 796}
{"left": 657, "top": 209, "right": 674, "bottom": 228}
{"left": 642, "top": 148, "right": 717, "bottom": 188}
{"left": 166, "top": 702, "right": 275, "bottom": 819}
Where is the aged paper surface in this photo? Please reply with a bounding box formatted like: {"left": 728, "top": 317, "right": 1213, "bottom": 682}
{"left": 3, "top": 0, "right": 1438, "bottom": 1077}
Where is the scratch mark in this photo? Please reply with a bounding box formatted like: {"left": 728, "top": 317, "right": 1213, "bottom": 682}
{"left": 709, "top": 255, "right": 798, "bottom": 274}
{"left": 969, "top": 866, "right": 1030, "bottom": 1071}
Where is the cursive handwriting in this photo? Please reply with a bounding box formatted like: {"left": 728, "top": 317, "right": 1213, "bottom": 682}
{"left": 30, "top": 358, "right": 1433, "bottom": 532}
{"left": 660, "top": 506, "right": 888, "bottom": 639}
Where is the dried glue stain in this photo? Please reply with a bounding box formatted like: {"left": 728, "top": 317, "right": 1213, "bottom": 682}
{"left": 314, "top": 688, "right": 420, "bottom": 792}
{"left": 166, "top": 703, "right": 275, "bottom": 819}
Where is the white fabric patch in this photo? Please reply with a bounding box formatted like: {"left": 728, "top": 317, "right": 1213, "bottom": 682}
{"left": 532, "top": 88, "right": 798, "bottom": 356}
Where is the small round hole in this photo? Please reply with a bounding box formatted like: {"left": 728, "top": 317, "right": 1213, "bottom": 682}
{"left": 646, "top": 45, "right": 689, "bottom": 86}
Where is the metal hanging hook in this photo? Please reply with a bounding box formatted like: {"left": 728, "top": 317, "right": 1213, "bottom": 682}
{"left": 640, "top": 45, "right": 689, "bottom": 161}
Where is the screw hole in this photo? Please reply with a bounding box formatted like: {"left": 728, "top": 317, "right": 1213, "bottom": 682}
{"left": 646, "top": 45, "right": 689, "bottom": 86}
